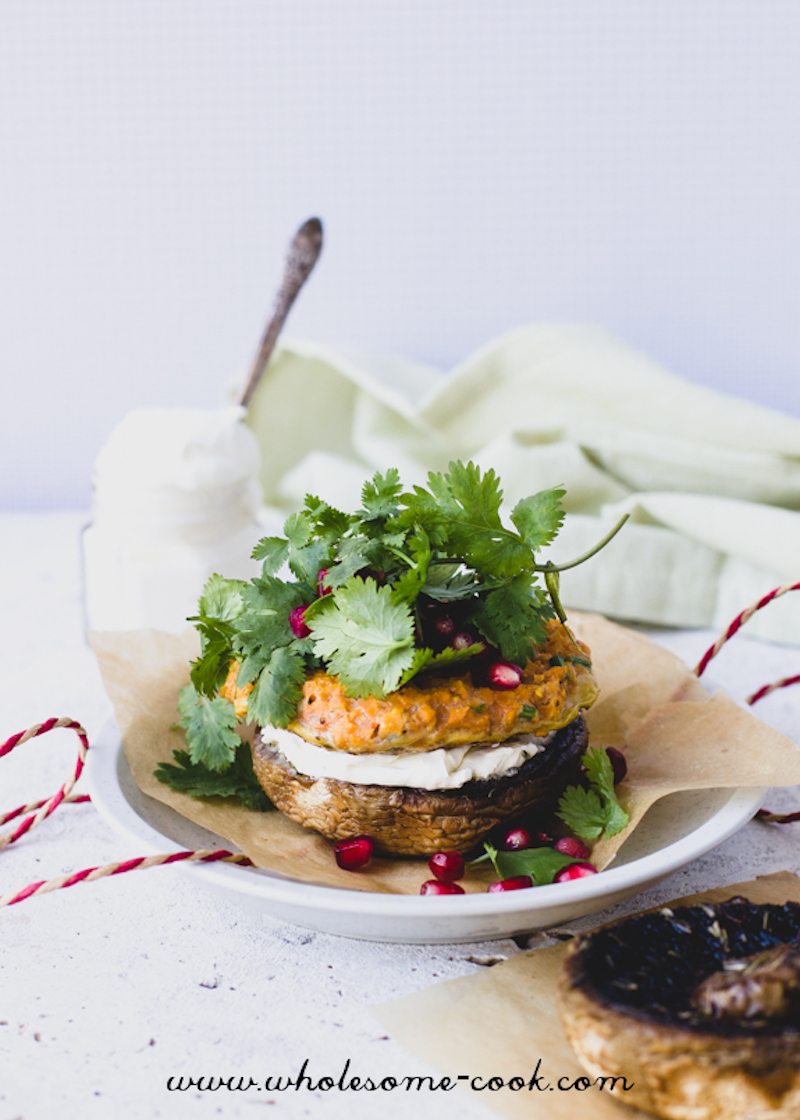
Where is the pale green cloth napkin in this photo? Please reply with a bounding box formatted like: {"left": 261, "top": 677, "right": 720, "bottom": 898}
{"left": 245, "top": 324, "right": 800, "bottom": 646}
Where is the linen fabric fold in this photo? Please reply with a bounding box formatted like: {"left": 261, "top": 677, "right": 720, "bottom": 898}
{"left": 245, "top": 326, "right": 800, "bottom": 643}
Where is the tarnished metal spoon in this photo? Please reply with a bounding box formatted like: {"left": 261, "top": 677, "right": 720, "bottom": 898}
{"left": 239, "top": 216, "right": 324, "bottom": 408}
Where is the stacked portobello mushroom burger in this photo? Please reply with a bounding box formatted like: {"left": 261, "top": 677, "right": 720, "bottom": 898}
{"left": 162, "top": 462, "right": 625, "bottom": 857}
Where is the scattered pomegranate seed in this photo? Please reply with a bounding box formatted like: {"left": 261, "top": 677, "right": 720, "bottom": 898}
{"left": 428, "top": 850, "right": 465, "bottom": 883}
{"left": 317, "top": 568, "right": 332, "bottom": 597}
{"left": 606, "top": 746, "right": 627, "bottom": 785}
{"left": 432, "top": 614, "right": 456, "bottom": 638}
{"left": 487, "top": 875, "right": 533, "bottom": 892}
{"left": 289, "top": 604, "right": 311, "bottom": 639}
{"left": 554, "top": 836, "right": 591, "bottom": 859}
{"left": 420, "top": 880, "right": 465, "bottom": 895}
{"left": 333, "top": 835, "right": 373, "bottom": 871}
{"left": 486, "top": 661, "right": 523, "bottom": 689}
{"left": 554, "top": 861, "right": 598, "bottom": 883}
{"left": 535, "top": 830, "right": 553, "bottom": 844}
{"left": 451, "top": 629, "right": 481, "bottom": 651}
{"left": 500, "top": 826, "right": 532, "bottom": 851}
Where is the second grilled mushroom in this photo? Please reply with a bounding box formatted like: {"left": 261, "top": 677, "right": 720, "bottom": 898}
{"left": 558, "top": 897, "right": 800, "bottom": 1120}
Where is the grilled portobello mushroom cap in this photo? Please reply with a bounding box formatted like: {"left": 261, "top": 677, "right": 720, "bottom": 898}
{"left": 251, "top": 715, "right": 587, "bottom": 855}
{"left": 559, "top": 897, "right": 800, "bottom": 1119}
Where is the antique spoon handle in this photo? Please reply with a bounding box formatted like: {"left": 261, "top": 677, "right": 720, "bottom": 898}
{"left": 239, "top": 216, "right": 324, "bottom": 408}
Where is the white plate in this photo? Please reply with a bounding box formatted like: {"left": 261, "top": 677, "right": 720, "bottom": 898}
{"left": 87, "top": 719, "right": 766, "bottom": 944}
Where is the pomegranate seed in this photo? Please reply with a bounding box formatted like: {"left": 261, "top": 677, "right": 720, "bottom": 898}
{"left": 451, "top": 629, "right": 481, "bottom": 652}
{"left": 486, "top": 661, "right": 523, "bottom": 689}
{"left": 554, "top": 836, "right": 591, "bottom": 859}
{"left": 432, "top": 614, "right": 456, "bottom": 638}
{"left": 487, "top": 875, "right": 533, "bottom": 892}
{"left": 535, "top": 831, "right": 553, "bottom": 844}
{"left": 289, "top": 604, "right": 311, "bottom": 639}
{"left": 428, "top": 850, "right": 465, "bottom": 883}
{"left": 554, "top": 861, "right": 598, "bottom": 883}
{"left": 420, "top": 879, "right": 465, "bottom": 895}
{"left": 317, "top": 568, "right": 332, "bottom": 597}
{"left": 333, "top": 835, "right": 373, "bottom": 871}
{"left": 500, "top": 826, "right": 532, "bottom": 852}
{"left": 606, "top": 746, "right": 627, "bottom": 785}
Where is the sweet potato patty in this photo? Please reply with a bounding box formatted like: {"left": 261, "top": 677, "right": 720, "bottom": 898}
{"left": 221, "top": 620, "right": 598, "bottom": 754}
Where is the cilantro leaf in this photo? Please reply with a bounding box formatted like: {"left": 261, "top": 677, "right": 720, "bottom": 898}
{"left": 399, "top": 642, "right": 484, "bottom": 686}
{"left": 247, "top": 646, "right": 306, "bottom": 727}
{"left": 309, "top": 577, "right": 415, "bottom": 697}
{"left": 360, "top": 467, "right": 402, "bottom": 520}
{"left": 445, "top": 459, "right": 503, "bottom": 524}
{"left": 177, "top": 684, "right": 240, "bottom": 772}
{"left": 288, "top": 538, "right": 331, "bottom": 586}
{"left": 281, "top": 497, "right": 351, "bottom": 585}
{"left": 324, "top": 536, "right": 377, "bottom": 590}
{"left": 154, "top": 745, "right": 272, "bottom": 811}
{"left": 583, "top": 745, "right": 629, "bottom": 837}
{"left": 251, "top": 536, "right": 289, "bottom": 574}
{"left": 420, "top": 562, "right": 483, "bottom": 602}
{"left": 189, "top": 619, "right": 234, "bottom": 697}
{"left": 510, "top": 488, "right": 566, "bottom": 553}
{"left": 478, "top": 841, "right": 578, "bottom": 885}
{"left": 302, "top": 494, "right": 352, "bottom": 537}
{"left": 556, "top": 785, "right": 608, "bottom": 843}
{"left": 198, "top": 573, "right": 247, "bottom": 621}
{"left": 234, "top": 577, "right": 304, "bottom": 657}
{"left": 188, "top": 576, "right": 246, "bottom": 696}
{"left": 557, "top": 746, "right": 630, "bottom": 842}
{"left": 400, "top": 461, "right": 531, "bottom": 578}
{"left": 473, "top": 580, "right": 554, "bottom": 664}
{"left": 392, "top": 526, "right": 431, "bottom": 604}
{"left": 494, "top": 846, "right": 581, "bottom": 885}
{"left": 281, "top": 509, "right": 334, "bottom": 584}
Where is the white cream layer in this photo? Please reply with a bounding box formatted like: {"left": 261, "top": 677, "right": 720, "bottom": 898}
{"left": 260, "top": 725, "right": 551, "bottom": 790}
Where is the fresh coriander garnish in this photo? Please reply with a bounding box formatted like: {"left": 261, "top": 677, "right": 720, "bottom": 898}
{"left": 156, "top": 461, "right": 627, "bottom": 809}
{"left": 176, "top": 684, "right": 241, "bottom": 771}
{"left": 557, "top": 746, "right": 630, "bottom": 843}
{"left": 155, "top": 744, "right": 272, "bottom": 812}
{"left": 520, "top": 704, "right": 538, "bottom": 720}
{"left": 473, "top": 841, "right": 580, "bottom": 885}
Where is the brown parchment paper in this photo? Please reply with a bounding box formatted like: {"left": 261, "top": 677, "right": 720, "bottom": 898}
{"left": 374, "top": 870, "right": 800, "bottom": 1120}
{"left": 90, "top": 613, "right": 800, "bottom": 893}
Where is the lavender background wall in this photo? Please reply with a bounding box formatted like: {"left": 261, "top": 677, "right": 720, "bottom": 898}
{"left": 2, "top": 1, "right": 798, "bottom": 508}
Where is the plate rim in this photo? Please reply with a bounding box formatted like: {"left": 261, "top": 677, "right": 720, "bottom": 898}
{"left": 86, "top": 718, "right": 767, "bottom": 919}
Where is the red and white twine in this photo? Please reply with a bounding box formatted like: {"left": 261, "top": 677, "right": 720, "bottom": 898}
{"left": 1, "top": 580, "right": 799, "bottom": 909}
{"left": 694, "top": 580, "right": 800, "bottom": 824}
{"left": 0, "top": 717, "right": 251, "bottom": 909}
{"left": 0, "top": 717, "right": 89, "bottom": 850}
{"left": 694, "top": 579, "right": 800, "bottom": 681}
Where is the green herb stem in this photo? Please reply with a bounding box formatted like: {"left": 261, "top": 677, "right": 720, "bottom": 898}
{"left": 532, "top": 513, "right": 629, "bottom": 574}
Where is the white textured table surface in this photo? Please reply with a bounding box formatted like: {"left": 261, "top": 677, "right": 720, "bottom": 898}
{"left": 2, "top": 512, "right": 799, "bottom": 1120}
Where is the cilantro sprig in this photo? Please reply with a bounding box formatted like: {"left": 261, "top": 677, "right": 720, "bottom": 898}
{"left": 156, "top": 461, "right": 627, "bottom": 808}
{"left": 473, "top": 841, "right": 580, "bottom": 885}
{"left": 155, "top": 744, "right": 272, "bottom": 811}
{"left": 557, "top": 746, "right": 630, "bottom": 843}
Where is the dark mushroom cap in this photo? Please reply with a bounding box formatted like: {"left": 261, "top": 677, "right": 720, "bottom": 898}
{"left": 251, "top": 716, "right": 587, "bottom": 855}
{"left": 564, "top": 897, "right": 800, "bottom": 1038}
